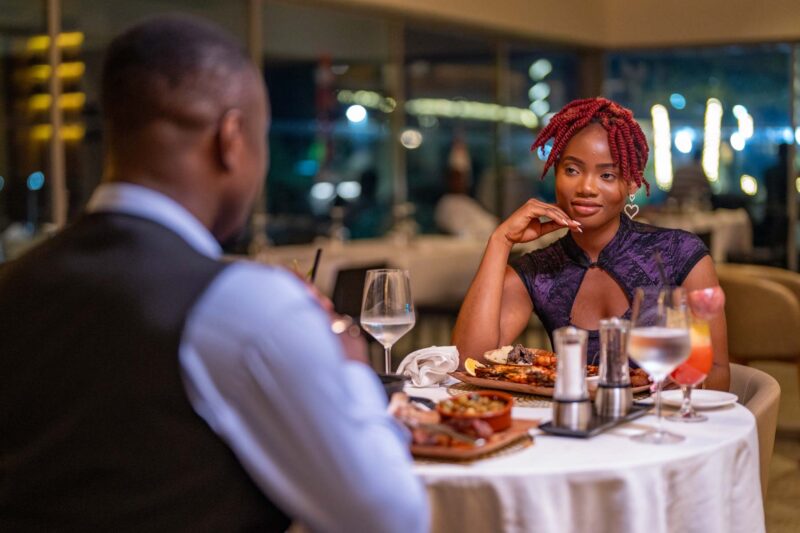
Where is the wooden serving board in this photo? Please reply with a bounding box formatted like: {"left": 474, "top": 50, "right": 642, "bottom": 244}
{"left": 411, "top": 419, "right": 538, "bottom": 460}
{"left": 451, "top": 372, "right": 556, "bottom": 396}
{"left": 450, "top": 372, "right": 651, "bottom": 397}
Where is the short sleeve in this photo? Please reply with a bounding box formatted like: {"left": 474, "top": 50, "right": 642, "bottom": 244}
{"left": 671, "top": 230, "right": 710, "bottom": 285}
{"left": 510, "top": 252, "right": 538, "bottom": 303}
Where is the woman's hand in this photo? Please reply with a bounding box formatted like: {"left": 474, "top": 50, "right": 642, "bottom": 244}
{"left": 494, "top": 199, "right": 581, "bottom": 247}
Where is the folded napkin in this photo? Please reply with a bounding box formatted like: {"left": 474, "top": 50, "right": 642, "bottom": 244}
{"left": 396, "top": 346, "right": 459, "bottom": 387}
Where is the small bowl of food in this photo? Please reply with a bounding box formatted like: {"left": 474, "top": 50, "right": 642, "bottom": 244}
{"left": 436, "top": 390, "right": 513, "bottom": 432}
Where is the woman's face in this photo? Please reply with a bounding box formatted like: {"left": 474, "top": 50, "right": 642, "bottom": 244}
{"left": 555, "top": 123, "right": 635, "bottom": 230}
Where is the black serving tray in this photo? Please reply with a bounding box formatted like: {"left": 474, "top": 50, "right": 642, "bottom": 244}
{"left": 538, "top": 404, "right": 651, "bottom": 438}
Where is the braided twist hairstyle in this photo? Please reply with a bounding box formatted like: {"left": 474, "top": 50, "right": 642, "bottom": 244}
{"left": 532, "top": 97, "right": 650, "bottom": 195}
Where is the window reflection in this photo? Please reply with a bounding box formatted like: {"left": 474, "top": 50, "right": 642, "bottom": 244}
{"left": 404, "top": 26, "right": 496, "bottom": 235}
{"left": 506, "top": 45, "right": 578, "bottom": 214}
{"left": 263, "top": 1, "right": 392, "bottom": 244}
{"left": 606, "top": 45, "right": 792, "bottom": 262}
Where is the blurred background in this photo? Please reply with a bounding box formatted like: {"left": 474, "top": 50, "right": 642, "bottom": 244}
{"left": 2, "top": 0, "right": 799, "bottom": 263}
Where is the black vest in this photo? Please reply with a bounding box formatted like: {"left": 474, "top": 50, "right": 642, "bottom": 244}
{"left": 0, "top": 213, "right": 290, "bottom": 532}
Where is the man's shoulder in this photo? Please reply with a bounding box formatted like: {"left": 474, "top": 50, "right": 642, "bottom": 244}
{"left": 210, "top": 260, "right": 308, "bottom": 311}
{"left": 192, "top": 260, "right": 317, "bottom": 334}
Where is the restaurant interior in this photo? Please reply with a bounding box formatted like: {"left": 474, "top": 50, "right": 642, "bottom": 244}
{"left": 1, "top": 0, "right": 799, "bottom": 531}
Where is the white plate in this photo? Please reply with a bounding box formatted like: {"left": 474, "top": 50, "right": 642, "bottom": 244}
{"left": 660, "top": 389, "right": 738, "bottom": 410}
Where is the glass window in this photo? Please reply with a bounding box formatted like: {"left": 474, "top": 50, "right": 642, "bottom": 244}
{"left": 606, "top": 45, "right": 793, "bottom": 261}
{"left": 606, "top": 46, "right": 792, "bottom": 204}
{"left": 505, "top": 44, "right": 579, "bottom": 215}
{"left": 403, "top": 25, "right": 497, "bottom": 234}
{"left": 0, "top": 1, "right": 46, "bottom": 234}
{"left": 262, "top": 0, "right": 392, "bottom": 243}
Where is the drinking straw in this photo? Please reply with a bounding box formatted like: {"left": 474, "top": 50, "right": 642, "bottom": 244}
{"left": 309, "top": 248, "right": 322, "bottom": 283}
{"left": 653, "top": 251, "right": 669, "bottom": 286}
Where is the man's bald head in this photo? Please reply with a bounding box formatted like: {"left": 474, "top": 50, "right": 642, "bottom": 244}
{"left": 101, "top": 15, "right": 255, "bottom": 147}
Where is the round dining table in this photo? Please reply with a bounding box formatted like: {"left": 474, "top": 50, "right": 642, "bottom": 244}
{"left": 409, "top": 384, "right": 765, "bottom": 533}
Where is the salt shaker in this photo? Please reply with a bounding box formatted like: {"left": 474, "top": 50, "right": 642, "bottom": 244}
{"left": 552, "top": 326, "right": 591, "bottom": 430}
{"left": 594, "top": 318, "right": 633, "bottom": 418}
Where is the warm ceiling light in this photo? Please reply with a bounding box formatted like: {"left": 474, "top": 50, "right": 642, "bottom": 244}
{"left": 27, "top": 62, "right": 85, "bottom": 82}
{"left": 28, "top": 92, "right": 86, "bottom": 112}
{"left": 26, "top": 32, "right": 84, "bottom": 53}
{"left": 29, "top": 123, "right": 85, "bottom": 142}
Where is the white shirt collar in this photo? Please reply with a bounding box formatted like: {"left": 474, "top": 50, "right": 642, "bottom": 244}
{"left": 86, "top": 182, "right": 222, "bottom": 259}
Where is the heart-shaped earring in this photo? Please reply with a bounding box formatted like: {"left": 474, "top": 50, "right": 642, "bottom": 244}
{"left": 625, "top": 193, "right": 638, "bottom": 219}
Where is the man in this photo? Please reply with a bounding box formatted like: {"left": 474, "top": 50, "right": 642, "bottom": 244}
{"left": 435, "top": 139, "right": 498, "bottom": 241}
{"left": 0, "top": 16, "right": 428, "bottom": 532}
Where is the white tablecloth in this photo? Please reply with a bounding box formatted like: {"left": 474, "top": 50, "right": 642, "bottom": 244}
{"left": 646, "top": 208, "right": 752, "bottom": 263}
{"left": 410, "top": 386, "right": 764, "bottom": 533}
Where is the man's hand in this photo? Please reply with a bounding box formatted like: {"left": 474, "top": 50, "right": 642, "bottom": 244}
{"left": 291, "top": 269, "right": 368, "bottom": 364}
{"left": 330, "top": 315, "right": 368, "bottom": 364}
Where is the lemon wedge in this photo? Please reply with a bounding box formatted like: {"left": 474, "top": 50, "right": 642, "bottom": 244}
{"left": 464, "top": 358, "right": 486, "bottom": 376}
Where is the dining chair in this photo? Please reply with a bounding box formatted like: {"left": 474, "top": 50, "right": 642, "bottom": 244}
{"left": 717, "top": 263, "right": 800, "bottom": 305}
{"left": 716, "top": 267, "right": 800, "bottom": 392}
{"left": 331, "top": 262, "right": 387, "bottom": 317}
{"left": 729, "top": 363, "right": 781, "bottom": 502}
{"left": 331, "top": 263, "right": 388, "bottom": 368}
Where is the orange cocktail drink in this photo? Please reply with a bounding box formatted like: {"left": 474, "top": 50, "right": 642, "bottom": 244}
{"left": 670, "top": 319, "right": 712, "bottom": 386}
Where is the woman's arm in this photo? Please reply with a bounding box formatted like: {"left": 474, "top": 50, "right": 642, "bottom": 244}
{"left": 452, "top": 199, "right": 579, "bottom": 366}
{"left": 451, "top": 236, "right": 530, "bottom": 364}
{"left": 681, "top": 255, "right": 730, "bottom": 391}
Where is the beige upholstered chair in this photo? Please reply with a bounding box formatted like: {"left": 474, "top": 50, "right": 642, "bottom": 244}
{"left": 729, "top": 363, "right": 781, "bottom": 501}
{"left": 716, "top": 266, "right": 800, "bottom": 370}
{"left": 716, "top": 263, "right": 800, "bottom": 305}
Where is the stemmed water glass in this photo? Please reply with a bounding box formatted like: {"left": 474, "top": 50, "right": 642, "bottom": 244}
{"left": 360, "top": 269, "right": 416, "bottom": 373}
{"left": 628, "top": 286, "right": 691, "bottom": 444}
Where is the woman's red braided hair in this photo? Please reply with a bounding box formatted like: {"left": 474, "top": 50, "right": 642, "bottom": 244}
{"left": 531, "top": 97, "right": 651, "bottom": 195}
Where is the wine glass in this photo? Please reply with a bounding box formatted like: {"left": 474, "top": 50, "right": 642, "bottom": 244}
{"left": 668, "top": 286, "right": 725, "bottom": 423}
{"left": 360, "top": 269, "right": 416, "bottom": 373}
{"left": 628, "top": 286, "right": 691, "bottom": 444}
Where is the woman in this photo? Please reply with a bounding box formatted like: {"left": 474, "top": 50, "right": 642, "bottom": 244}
{"left": 452, "top": 97, "right": 729, "bottom": 391}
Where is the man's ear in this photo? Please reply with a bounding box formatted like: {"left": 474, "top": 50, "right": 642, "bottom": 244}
{"left": 217, "top": 108, "right": 244, "bottom": 171}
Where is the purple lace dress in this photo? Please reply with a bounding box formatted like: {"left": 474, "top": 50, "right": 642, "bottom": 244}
{"left": 510, "top": 215, "right": 709, "bottom": 365}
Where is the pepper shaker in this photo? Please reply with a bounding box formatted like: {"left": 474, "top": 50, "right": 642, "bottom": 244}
{"left": 594, "top": 318, "right": 633, "bottom": 418}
